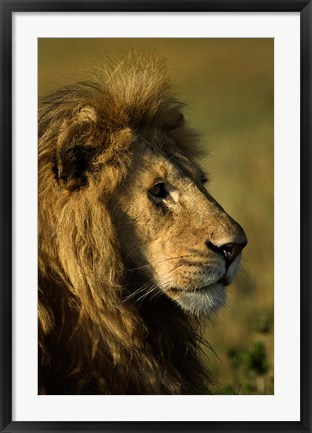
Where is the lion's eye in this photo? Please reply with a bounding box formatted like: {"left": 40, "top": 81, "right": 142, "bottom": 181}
{"left": 201, "top": 176, "right": 208, "bottom": 185}
{"left": 148, "top": 182, "right": 169, "bottom": 200}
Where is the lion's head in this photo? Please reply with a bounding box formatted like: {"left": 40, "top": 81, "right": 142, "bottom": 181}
{"left": 38, "top": 54, "right": 247, "bottom": 394}
{"left": 111, "top": 137, "right": 247, "bottom": 316}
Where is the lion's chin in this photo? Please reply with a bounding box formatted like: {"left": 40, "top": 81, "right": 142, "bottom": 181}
{"left": 171, "top": 283, "right": 227, "bottom": 317}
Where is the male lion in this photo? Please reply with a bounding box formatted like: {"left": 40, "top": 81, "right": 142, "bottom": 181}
{"left": 38, "top": 54, "right": 247, "bottom": 395}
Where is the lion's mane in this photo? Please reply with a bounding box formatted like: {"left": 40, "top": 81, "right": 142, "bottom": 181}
{"left": 38, "top": 54, "right": 212, "bottom": 394}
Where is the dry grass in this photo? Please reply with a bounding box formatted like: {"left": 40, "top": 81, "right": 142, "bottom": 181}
{"left": 39, "top": 38, "right": 274, "bottom": 394}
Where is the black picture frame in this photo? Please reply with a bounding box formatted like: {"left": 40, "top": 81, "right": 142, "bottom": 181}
{"left": 1, "top": 1, "right": 311, "bottom": 432}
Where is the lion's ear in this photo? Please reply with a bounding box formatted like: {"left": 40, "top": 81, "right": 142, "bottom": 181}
{"left": 55, "top": 119, "right": 99, "bottom": 191}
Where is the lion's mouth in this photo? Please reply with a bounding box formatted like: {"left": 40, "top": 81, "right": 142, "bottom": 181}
{"left": 166, "top": 277, "right": 228, "bottom": 297}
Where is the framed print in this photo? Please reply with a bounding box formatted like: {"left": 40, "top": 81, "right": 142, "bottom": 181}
{"left": 0, "top": 1, "right": 311, "bottom": 432}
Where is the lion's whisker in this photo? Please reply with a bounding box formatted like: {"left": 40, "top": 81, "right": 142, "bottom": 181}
{"left": 124, "top": 263, "right": 183, "bottom": 305}
{"left": 135, "top": 285, "right": 158, "bottom": 306}
{"left": 122, "top": 281, "right": 154, "bottom": 303}
{"left": 125, "top": 254, "right": 196, "bottom": 273}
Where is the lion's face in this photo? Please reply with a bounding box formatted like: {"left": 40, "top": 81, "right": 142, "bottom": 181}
{"left": 112, "top": 139, "right": 247, "bottom": 317}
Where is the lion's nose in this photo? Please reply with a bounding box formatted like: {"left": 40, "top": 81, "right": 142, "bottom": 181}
{"left": 206, "top": 240, "right": 247, "bottom": 268}
{"left": 221, "top": 242, "right": 247, "bottom": 266}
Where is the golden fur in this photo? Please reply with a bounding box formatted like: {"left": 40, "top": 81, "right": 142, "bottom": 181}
{"left": 38, "top": 53, "right": 246, "bottom": 394}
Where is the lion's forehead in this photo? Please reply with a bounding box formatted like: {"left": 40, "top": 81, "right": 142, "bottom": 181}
{"left": 130, "top": 143, "right": 206, "bottom": 188}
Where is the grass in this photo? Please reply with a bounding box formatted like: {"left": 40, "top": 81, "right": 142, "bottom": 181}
{"left": 39, "top": 38, "right": 274, "bottom": 394}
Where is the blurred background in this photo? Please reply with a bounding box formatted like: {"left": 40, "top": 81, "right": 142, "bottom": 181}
{"left": 39, "top": 38, "right": 274, "bottom": 395}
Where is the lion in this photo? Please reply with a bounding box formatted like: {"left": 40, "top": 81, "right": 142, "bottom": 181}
{"left": 38, "top": 53, "right": 247, "bottom": 395}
